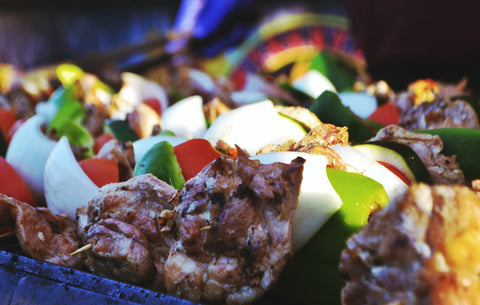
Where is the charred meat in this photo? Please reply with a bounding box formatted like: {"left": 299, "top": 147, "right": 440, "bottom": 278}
{"left": 96, "top": 139, "right": 136, "bottom": 181}
{"left": 393, "top": 79, "right": 479, "bottom": 130}
{"left": 164, "top": 150, "right": 304, "bottom": 304}
{"left": 340, "top": 183, "right": 480, "bottom": 305}
{"left": 76, "top": 150, "right": 304, "bottom": 305}
{"left": 372, "top": 125, "right": 465, "bottom": 184}
{"left": 0, "top": 194, "right": 84, "bottom": 269}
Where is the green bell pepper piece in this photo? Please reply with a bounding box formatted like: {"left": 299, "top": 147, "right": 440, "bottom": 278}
{"left": 158, "top": 130, "right": 176, "bottom": 136}
{"left": 309, "top": 90, "right": 379, "bottom": 143}
{"left": 270, "top": 168, "right": 389, "bottom": 305}
{"left": 133, "top": 141, "right": 185, "bottom": 190}
{"left": 107, "top": 120, "right": 139, "bottom": 142}
{"left": 416, "top": 128, "right": 480, "bottom": 181}
{"left": 310, "top": 51, "right": 356, "bottom": 92}
{"left": 326, "top": 167, "right": 389, "bottom": 229}
{"left": 63, "top": 120, "right": 94, "bottom": 158}
{"left": 47, "top": 92, "right": 84, "bottom": 136}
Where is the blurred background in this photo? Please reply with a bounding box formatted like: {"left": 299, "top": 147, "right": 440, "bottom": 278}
{"left": 0, "top": 0, "right": 347, "bottom": 69}
{"left": 2, "top": 0, "right": 480, "bottom": 93}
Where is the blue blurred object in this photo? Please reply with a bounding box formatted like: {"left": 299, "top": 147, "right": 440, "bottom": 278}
{"left": 167, "top": 0, "right": 259, "bottom": 56}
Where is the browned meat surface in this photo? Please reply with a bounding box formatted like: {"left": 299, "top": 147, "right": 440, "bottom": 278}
{"left": 258, "top": 123, "right": 351, "bottom": 171}
{"left": 82, "top": 103, "right": 110, "bottom": 138}
{"left": 340, "top": 183, "right": 480, "bottom": 305}
{"left": 0, "top": 194, "right": 84, "bottom": 269}
{"left": 393, "top": 79, "right": 479, "bottom": 130}
{"left": 79, "top": 174, "right": 176, "bottom": 242}
{"left": 4, "top": 87, "right": 37, "bottom": 119}
{"left": 398, "top": 99, "right": 479, "bottom": 130}
{"left": 77, "top": 174, "right": 177, "bottom": 287}
{"left": 294, "top": 123, "right": 349, "bottom": 149}
{"left": 96, "top": 139, "right": 136, "bottom": 181}
{"left": 77, "top": 150, "right": 304, "bottom": 305}
{"left": 372, "top": 125, "right": 465, "bottom": 184}
{"left": 165, "top": 150, "right": 303, "bottom": 304}
{"left": 83, "top": 218, "right": 155, "bottom": 284}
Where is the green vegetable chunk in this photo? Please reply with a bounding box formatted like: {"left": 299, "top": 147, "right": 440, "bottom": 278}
{"left": 310, "top": 51, "right": 355, "bottom": 92}
{"left": 47, "top": 93, "right": 84, "bottom": 136}
{"left": 107, "top": 120, "right": 139, "bottom": 142}
{"left": 133, "top": 141, "right": 185, "bottom": 190}
{"left": 326, "top": 167, "right": 389, "bottom": 228}
{"left": 63, "top": 120, "right": 94, "bottom": 158}
{"left": 0, "top": 131, "right": 6, "bottom": 157}
{"left": 271, "top": 168, "right": 389, "bottom": 305}
{"left": 416, "top": 128, "right": 480, "bottom": 181}
{"left": 356, "top": 141, "right": 432, "bottom": 184}
{"left": 309, "top": 90, "right": 378, "bottom": 143}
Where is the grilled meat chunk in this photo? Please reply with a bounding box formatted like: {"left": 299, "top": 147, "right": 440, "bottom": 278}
{"left": 372, "top": 125, "right": 465, "bottom": 184}
{"left": 398, "top": 99, "right": 480, "bottom": 130}
{"left": 5, "top": 87, "right": 37, "bottom": 119}
{"left": 83, "top": 218, "right": 154, "bottom": 284}
{"left": 79, "top": 174, "right": 176, "bottom": 243}
{"left": 165, "top": 150, "right": 304, "bottom": 304}
{"left": 0, "top": 194, "right": 83, "bottom": 269}
{"left": 96, "top": 139, "right": 136, "bottom": 181}
{"left": 82, "top": 103, "right": 110, "bottom": 138}
{"left": 77, "top": 174, "right": 177, "bottom": 287}
{"left": 77, "top": 150, "right": 304, "bottom": 305}
{"left": 258, "top": 123, "right": 350, "bottom": 171}
{"left": 340, "top": 183, "right": 480, "bottom": 305}
{"left": 393, "top": 79, "right": 479, "bottom": 130}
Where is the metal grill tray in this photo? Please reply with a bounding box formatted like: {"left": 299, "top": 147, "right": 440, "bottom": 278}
{"left": 0, "top": 250, "right": 198, "bottom": 305}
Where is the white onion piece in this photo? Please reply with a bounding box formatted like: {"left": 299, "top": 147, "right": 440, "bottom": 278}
{"left": 331, "top": 144, "right": 409, "bottom": 201}
{"left": 231, "top": 73, "right": 270, "bottom": 105}
{"left": 292, "top": 70, "right": 336, "bottom": 98}
{"left": 338, "top": 92, "right": 377, "bottom": 119}
{"left": 114, "top": 72, "right": 168, "bottom": 119}
{"left": 6, "top": 115, "right": 57, "bottom": 203}
{"left": 133, "top": 135, "right": 188, "bottom": 163}
{"left": 252, "top": 152, "right": 342, "bottom": 252}
{"left": 44, "top": 137, "right": 99, "bottom": 219}
{"left": 231, "top": 90, "right": 268, "bottom": 105}
{"left": 35, "top": 87, "right": 65, "bottom": 122}
{"left": 188, "top": 69, "right": 216, "bottom": 93}
{"left": 203, "top": 100, "right": 306, "bottom": 155}
{"left": 161, "top": 95, "right": 207, "bottom": 139}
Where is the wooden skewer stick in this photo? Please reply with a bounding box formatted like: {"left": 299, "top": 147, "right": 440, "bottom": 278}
{"left": 70, "top": 243, "right": 92, "bottom": 256}
{"left": 0, "top": 230, "right": 15, "bottom": 239}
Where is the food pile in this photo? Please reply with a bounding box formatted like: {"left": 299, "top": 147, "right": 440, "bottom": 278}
{"left": 0, "top": 41, "right": 480, "bottom": 305}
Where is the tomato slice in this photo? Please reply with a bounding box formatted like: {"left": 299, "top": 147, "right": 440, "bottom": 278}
{"left": 79, "top": 158, "right": 119, "bottom": 188}
{"left": 378, "top": 161, "right": 411, "bottom": 186}
{"left": 0, "top": 156, "right": 36, "bottom": 206}
{"left": 174, "top": 139, "right": 222, "bottom": 180}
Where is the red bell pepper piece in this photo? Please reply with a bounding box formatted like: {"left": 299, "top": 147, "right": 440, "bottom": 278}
{"left": 174, "top": 138, "right": 222, "bottom": 180}
{"left": 377, "top": 161, "right": 411, "bottom": 186}
{"left": 142, "top": 98, "right": 162, "bottom": 115}
{"left": 0, "top": 156, "right": 35, "bottom": 206}
{"left": 0, "top": 109, "right": 16, "bottom": 140}
{"left": 93, "top": 133, "right": 115, "bottom": 155}
{"left": 368, "top": 102, "right": 400, "bottom": 126}
{"left": 79, "top": 157, "right": 119, "bottom": 188}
